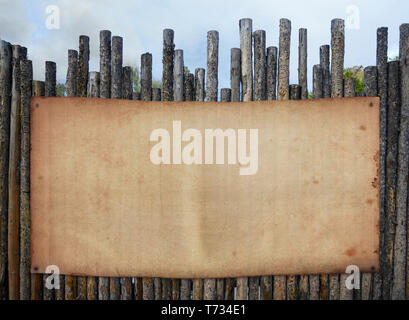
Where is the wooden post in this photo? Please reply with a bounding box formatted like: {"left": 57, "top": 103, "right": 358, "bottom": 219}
{"left": 319, "top": 44, "right": 331, "bottom": 301}
{"left": 298, "top": 28, "right": 308, "bottom": 99}
{"left": 30, "top": 81, "right": 45, "bottom": 301}
{"left": 392, "top": 24, "right": 409, "bottom": 300}
{"left": 98, "top": 30, "right": 111, "bottom": 300}
{"left": 100, "top": 30, "right": 111, "bottom": 99}
{"left": 383, "top": 61, "right": 400, "bottom": 300}
{"left": 0, "top": 41, "right": 12, "bottom": 300}
{"left": 237, "top": 18, "right": 253, "bottom": 300}
{"left": 152, "top": 88, "right": 161, "bottom": 102}
{"left": 85, "top": 71, "right": 100, "bottom": 301}
{"left": 309, "top": 64, "right": 323, "bottom": 301}
{"left": 206, "top": 31, "right": 219, "bottom": 102}
{"left": 64, "top": 50, "right": 78, "bottom": 300}
{"left": 240, "top": 18, "right": 253, "bottom": 102}
{"left": 43, "top": 61, "right": 57, "bottom": 301}
{"left": 267, "top": 46, "right": 278, "bottom": 101}
{"left": 76, "top": 35, "right": 90, "bottom": 300}
{"left": 231, "top": 48, "right": 241, "bottom": 102}
{"left": 8, "top": 45, "right": 26, "bottom": 300}
{"left": 162, "top": 29, "right": 174, "bottom": 102}
{"left": 339, "top": 77, "right": 356, "bottom": 301}
{"left": 193, "top": 67, "right": 204, "bottom": 301}
{"left": 174, "top": 49, "right": 184, "bottom": 103}
{"left": 194, "top": 68, "right": 205, "bottom": 102}
{"left": 374, "top": 26, "right": 388, "bottom": 301}
{"left": 204, "top": 30, "right": 218, "bottom": 301}
{"left": 274, "top": 18, "right": 291, "bottom": 301}
{"left": 122, "top": 67, "right": 133, "bottom": 100}
{"left": 78, "top": 35, "right": 89, "bottom": 97}
{"left": 254, "top": 30, "right": 266, "bottom": 102}
{"left": 184, "top": 73, "right": 194, "bottom": 102}
{"left": 329, "top": 19, "right": 345, "bottom": 301}
{"left": 320, "top": 45, "right": 331, "bottom": 99}
{"left": 161, "top": 28, "right": 174, "bottom": 301}
{"left": 141, "top": 53, "right": 152, "bottom": 101}
{"left": 361, "top": 66, "right": 378, "bottom": 300}
{"left": 19, "top": 59, "right": 32, "bottom": 300}
{"left": 141, "top": 53, "right": 154, "bottom": 301}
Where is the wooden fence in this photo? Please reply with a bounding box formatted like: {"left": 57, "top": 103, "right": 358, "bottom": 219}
{"left": 0, "top": 17, "right": 408, "bottom": 300}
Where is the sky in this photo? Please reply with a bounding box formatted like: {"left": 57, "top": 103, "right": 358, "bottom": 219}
{"left": 0, "top": 0, "right": 408, "bottom": 95}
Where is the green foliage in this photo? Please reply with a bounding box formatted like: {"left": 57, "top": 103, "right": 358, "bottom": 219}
{"left": 308, "top": 92, "right": 313, "bottom": 99}
{"left": 344, "top": 66, "right": 364, "bottom": 93}
{"left": 56, "top": 83, "right": 66, "bottom": 97}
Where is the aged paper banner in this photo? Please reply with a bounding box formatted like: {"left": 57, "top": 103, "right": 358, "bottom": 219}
{"left": 30, "top": 97, "right": 379, "bottom": 278}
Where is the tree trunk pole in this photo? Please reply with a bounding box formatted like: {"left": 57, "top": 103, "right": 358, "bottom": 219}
{"left": 42, "top": 61, "right": 57, "bottom": 301}
{"left": 254, "top": 30, "right": 266, "bottom": 102}
{"left": 19, "top": 59, "right": 32, "bottom": 300}
{"left": 161, "top": 28, "right": 174, "bottom": 301}
{"left": 274, "top": 18, "right": 291, "bottom": 301}
{"left": 298, "top": 28, "right": 308, "bottom": 99}
{"left": 309, "top": 64, "right": 323, "bottom": 301}
{"left": 374, "top": 26, "right": 388, "bottom": 301}
{"left": 98, "top": 30, "right": 111, "bottom": 300}
{"left": 78, "top": 35, "right": 89, "bottom": 98}
{"left": 237, "top": 18, "right": 253, "bottom": 301}
{"left": 230, "top": 48, "right": 241, "bottom": 102}
{"left": 267, "top": 46, "right": 278, "bottom": 101}
{"left": 122, "top": 67, "right": 133, "bottom": 100}
{"left": 329, "top": 19, "right": 345, "bottom": 301}
{"left": 152, "top": 88, "right": 161, "bottom": 102}
{"left": 64, "top": 49, "right": 78, "bottom": 300}
{"left": 0, "top": 41, "right": 12, "bottom": 300}
{"left": 383, "top": 61, "right": 400, "bottom": 300}
{"left": 30, "top": 81, "right": 45, "bottom": 301}
{"left": 361, "top": 66, "right": 378, "bottom": 301}
{"left": 320, "top": 45, "right": 331, "bottom": 99}
{"left": 8, "top": 45, "right": 26, "bottom": 300}
{"left": 184, "top": 73, "right": 194, "bottom": 102}
{"left": 204, "top": 30, "right": 218, "bottom": 301}
{"left": 339, "top": 78, "right": 356, "bottom": 302}
{"left": 174, "top": 50, "right": 184, "bottom": 103}
{"left": 392, "top": 24, "right": 409, "bottom": 300}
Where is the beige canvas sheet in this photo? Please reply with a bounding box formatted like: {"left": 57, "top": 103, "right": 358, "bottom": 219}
{"left": 30, "top": 97, "right": 380, "bottom": 278}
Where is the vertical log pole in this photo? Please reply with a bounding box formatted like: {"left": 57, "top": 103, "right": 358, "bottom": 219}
{"left": 121, "top": 67, "right": 134, "bottom": 300}
{"left": 204, "top": 30, "right": 218, "bottom": 301}
{"left": 153, "top": 85, "right": 162, "bottom": 301}
{"left": 193, "top": 67, "right": 205, "bottom": 301}
{"left": 19, "top": 59, "right": 32, "bottom": 300}
{"left": 375, "top": 27, "right": 388, "bottom": 301}
{"left": 141, "top": 52, "right": 154, "bottom": 301}
{"left": 267, "top": 46, "right": 278, "bottom": 101}
{"left": 231, "top": 48, "right": 241, "bottom": 102}
{"left": 320, "top": 45, "right": 331, "bottom": 99}
{"left": 319, "top": 44, "right": 331, "bottom": 300}
{"left": 339, "top": 77, "right": 356, "bottom": 301}
{"left": 383, "top": 61, "right": 400, "bottom": 300}
{"left": 298, "top": 28, "right": 308, "bottom": 99}
{"left": 161, "top": 29, "right": 174, "bottom": 300}
{"left": 252, "top": 29, "right": 266, "bottom": 301}
{"left": 76, "top": 35, "right": 89, "bottom": 300}
{"left": 8, "top": 45, "right": 26, "bottom": 300}
{"left": 0, "top": 41, "right": 12, "bottom": 300}
{"left": 309, "top": 64, "right": 323, "bottom": 301}
{"left": 43, "top": 61, "right": 56, "bottom": 301}
{"left": 274, "top": 18, "right": 291, "bottom": 301}
{"left": 174, "top": 50, "right": 184, "bottom": 102}
{"left": 237, "top": 18, "right": 253, "bottom": 300}
{"left": 240, "top": 18, "right": 253, "bottom": 102}
{"left": 153, "top": 85, "right": 164, "bottom": 301}
{"left": 184, "top": 73, "right": 194, "bottom": 102}
{"left": 392, "top": 24, "right": 409, "bottom": 300}
{"left": 109, "top": 36, "right": 123, "bottom": 300}
{"left": 30, "top": 81, "right": 45, "bottom": 301}
{"left": 297, "top": 28, "right": 309, "bottom": 300}
{"left": 361, "top": 67, "right": 378, "bottom": 300}
{"left": 329, "top": 19, "right": 345, "bottom": 301}
{"left": 85, "top": 71, "right": 100, "bottom": 301}
{"left": 98, "top": 30, "right": 111, "bottom": 300}
{"left": 64, "top": 50, "right": 78, "bottom": 300}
